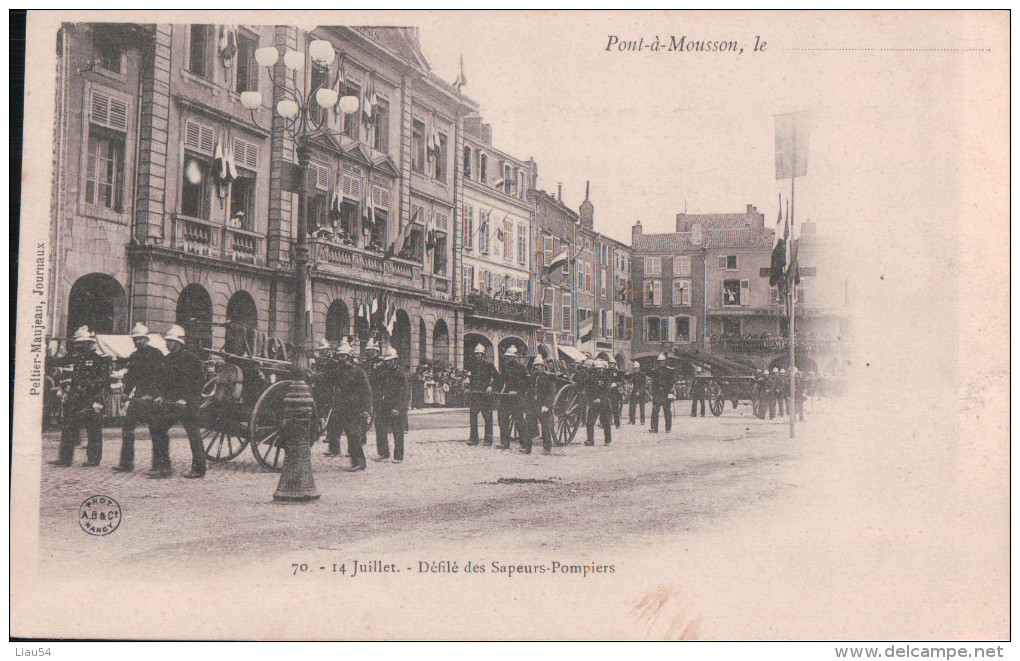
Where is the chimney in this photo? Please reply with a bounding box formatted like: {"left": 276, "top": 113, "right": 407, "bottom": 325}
{"left": 747, "top": 204, "right": 755, "bottom": 213}
{"left": 676, "top": 212, "right": 688, "bottom": 233}
{"left": 481, "top": 123, "right": 492, "bottom": 145}
{"left": 557, "top": 183, "right": 562, "bottom": 202}
{"left": 632, "top": 221, "right": 643, "bottom": 244}
{"left": 579, "top": 180, "right": 594, "bottom": 229}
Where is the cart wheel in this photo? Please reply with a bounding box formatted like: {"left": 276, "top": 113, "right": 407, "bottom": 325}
{"left": 708, "top": 380, "right": 725, "bottom": 417}
{"left": 250, "top": 380, "right": 319, "bottom": 472}
{"left": 199, "top": 401, "right": 249, "bottom": 462}
{"left": 552, "top": 384, "right": 582, "bottom": 446}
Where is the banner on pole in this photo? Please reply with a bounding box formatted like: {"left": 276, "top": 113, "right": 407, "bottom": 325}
{"left": 775, "top": 111, "right": 810, "bottom": 180}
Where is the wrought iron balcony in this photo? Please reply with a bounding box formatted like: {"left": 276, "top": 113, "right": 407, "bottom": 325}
{"left": 466, "top": 293, "right": 542, "bottom": 326}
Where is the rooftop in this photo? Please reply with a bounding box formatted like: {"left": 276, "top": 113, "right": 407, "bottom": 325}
{"left": 633, "top": 227, "right": 776, "bottom": 252}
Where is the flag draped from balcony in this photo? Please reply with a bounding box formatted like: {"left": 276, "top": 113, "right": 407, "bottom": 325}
{"left": 363, "top": 188, "right": 374, "bottom": 228}
{"left": 218, "top": 25, "right": 237, "bottom": 66}
{"left": 384, "top": 297, "right": 396, "bottom": 336}
{"left": 578, "top": 316, "right": 594, "bottom": 346}
{"left": 333, "top": 54, "right": 347, "bottom": 115}
{"left": 362, "top": 72, "right": 377, "bottom": 143}
{"left": 330, "top": 175, "right": 342, "bottom": 222}
{"left": 425, "top": 209, "right": 436, "bottom": 253}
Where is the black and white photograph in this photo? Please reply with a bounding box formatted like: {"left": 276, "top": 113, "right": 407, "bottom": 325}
{"left": 11, "top": 10, "right": 1009, "bottom": 645}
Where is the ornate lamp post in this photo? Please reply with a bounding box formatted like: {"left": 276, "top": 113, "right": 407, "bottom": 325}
{"left": 242, "top": 37, "right": 359, "bottom": 501}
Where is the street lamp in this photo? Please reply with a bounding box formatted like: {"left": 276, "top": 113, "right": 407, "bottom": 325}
{"left": 244, "top": 38, "right": 360, "bottom": 501}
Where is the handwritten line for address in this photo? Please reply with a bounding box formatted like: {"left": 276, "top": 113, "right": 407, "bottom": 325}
{"left": 776, "top": 47, "right": 991, "bottom": 52}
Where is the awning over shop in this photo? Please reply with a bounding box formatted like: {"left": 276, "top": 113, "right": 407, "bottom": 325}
{"left": 557, "top": 345, "right": 586, "bottom": 363}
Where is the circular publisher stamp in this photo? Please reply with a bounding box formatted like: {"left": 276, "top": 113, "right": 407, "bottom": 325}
{"left": 78, "top": 495, "right": 121, "bottom": 536}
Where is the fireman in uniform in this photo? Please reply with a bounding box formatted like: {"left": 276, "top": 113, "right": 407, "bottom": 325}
{"left": 528, "top": 354, "right": 557, "bottom": 455}
{"left": 325, "top": 338, "right": 373, "bottom": 471}
{"left": 361, "top": 336, "right": 382, "bottom": 370}
{"left": 583, "top": 359, "right": 613, "bottom": 446}
{"left": 371, "top": 346, "right": 409, "bottom": 463}
{"left": 148, "top": 325, "right": 207, "bottom": 478}
{"left": 777, "top": 368, "right": 788, "bottom": 417}
{"left": 690, "top": 367, "right": 707, "bottom": 417}
{"left": 114, "top": 323, "right": 164, "bottom": 473}
{"left": 466, "top": 344, "right": 499, "bottom": 446}
{"left": 767, "top": 367, "right": 781, "bottom": 419}
{"left": 606, "top": 359, "right": 624, "bottom": 429}
{"left": 649, "top": 353, "right": 675, "bottom": 433}
{"left": 497, "top": 345, "right": 531, "bottom": 451}
{"left": 628, "top": 359, "right": 648, "bottom": 425}
{"left": 51, "top": 326, "right": 111, "bottom": 467}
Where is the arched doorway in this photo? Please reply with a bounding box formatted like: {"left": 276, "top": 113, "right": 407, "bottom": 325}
{"left": 464, "top": 333, "right": 493, "bottom": 363}
{"left": 418, "top": 318, "right": 428, "bottom": 365}
{"left": 614, "top": 353, "right": 628, "bottom": 371}
{"left": 392, "top": 310, "right": 411, "bottom": 370}
{"left": 596, "top": 351, "right": 612, "bottom": 362}
{"left": 176, "top": 284, "right": 213, "bottom": 353}
{"left": 66, "top": 273, "right": 126, "bottom": 336}
{"left": 225, "top": 290, "right": 257, "bottom": 354}
{"left": 496, "top": 336, "right": 528, "bottom": 370}
{"left": 325, "top": 300, "right": 349, "bottom": 345}
{"left": 432, "top": 319, "right": 450, "bottom": 367}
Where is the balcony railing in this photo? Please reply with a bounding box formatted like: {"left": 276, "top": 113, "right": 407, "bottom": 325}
{"left": 420, "top": 274, "right": 451, "bottom": 300}
{"left": 310, "top": 237, "right": 420, "bottom": 285}
{"left": 466, "top": 293, "right": 542, "bottom": 325}
{"left": 710, "top": 337, "right": 850, "bottom": 354}
{"left": 170, "top": 215, "right": 266, "bottom": 266}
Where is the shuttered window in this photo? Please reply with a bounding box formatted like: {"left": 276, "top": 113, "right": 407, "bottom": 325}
{"left": 341, "top": 172, "right": 362, "bottom": 200}
{"left": 372, "top": 185, "right": 390, "bottom": 209}
{"left": 308, "top": 162, "right": 329, "bottom": 192}
{"left": 183, "top": 119, "right": 215, "bottom": 156}
{"left": 463, "top": 205, "right": 473, "bottom": 251}
{"left": 232, "top": 137, "right": 260, "bottom": 170}
{"left": 90, "top": 89, "right": 129, "bottom": 132}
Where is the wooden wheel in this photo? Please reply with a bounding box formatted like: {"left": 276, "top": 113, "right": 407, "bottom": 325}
{"left": 199, "top": 400, "right": 249, "bottom": 463}
{"left": 708, "top": 379, "right": 725, "bottom": 417}
{"left": 250, "top": 380, "right": 319, "bottom": 472}
{"left": 552, "top": 384, "right": 583, "bottom": 446}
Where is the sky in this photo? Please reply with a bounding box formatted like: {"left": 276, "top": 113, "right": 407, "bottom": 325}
{"left": 413, "top": 11, "right": 985, "bottom": 248}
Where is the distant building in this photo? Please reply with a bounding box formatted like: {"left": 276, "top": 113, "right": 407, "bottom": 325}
{"left": 532, "top": 186, "right": 579, "bottom": 358}
{"left": 631, "top": 204, "right": 849, "bottom": 371}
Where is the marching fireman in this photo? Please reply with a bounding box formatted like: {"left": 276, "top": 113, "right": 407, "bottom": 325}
{"left": 528, "top": 354, "right": 557, "bottom": 455}
{"left": 466, "top": 344, "right": 499, "bottom": 446}
{"left": 649, "top": 353, "right": 675, "bottom": 433}
{"left": 628, "top": 359, "right": 648, "bottom": 425}
{"left": 371, "top": 346, "right": 409, "bottom": 463}
{"left": 148, "top": 325, "right": 207, "bottom": 478}
{"left": 584, "top": 359, "right": 613, "bottom": 446}
{"left": 606, "top": 358, "right": 624, "bottom": 429}
{"left": 497, "top": 345, "right": 531, "bottom": 452}
{"left": 777, "top": 368, "right": 789, "bottom": 417}
{"left": 325, "top": 338, "right": 373, "bottom": 471}
{"left": 114, "top": 323, "right": 164, "bottom": 473}
{"left": 690, "top": 367, "right": 707, "bottom": 417}
{"left": 767, "top": 367, "right": 781, "bottom": 419}
{"left": 50, "top": 326, "right": 111, "bottom": 467}
{"left": 361, "top": 336, "right": 382, "bottom": 370}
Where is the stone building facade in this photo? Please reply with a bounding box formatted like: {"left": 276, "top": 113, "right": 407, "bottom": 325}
{"left": 50, "top": 23, "right": 479, "bottom": 371}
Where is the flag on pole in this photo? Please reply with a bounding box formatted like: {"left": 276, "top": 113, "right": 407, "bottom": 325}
{"left": 775, "top": 111, "right": 810, "bottom": 180}
{"left": 769, "top": 195, "right": 787, "bottom": 287}
{"left": 545, "top": 247, "right": 569, "bottom": 273}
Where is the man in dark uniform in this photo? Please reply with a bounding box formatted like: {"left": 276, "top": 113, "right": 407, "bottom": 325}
{"left": 148, "top": 324, "right": 207, "bottom": 478}
{"left": 777, "top": 368, "right": 788, "bottom": 417}
{"left": 370, "top": 346, "right": 409, "bottom": 463}
{"left": 51, "top": 326, "right": 111, "bottom": 467}
{"left": 628, "top": 359, "right": 648, "bottom": 425}
{"left": 466, "top": 344, "right": 499, "bottom": 446}
{"left": 528, "top": 355, "right": 557, "bottom": 455}
{"left": 114, "top": 323, "right": 164, "bottom": 473}
{"left": 649, "top": 353, "right": 675, "bottom": 433}
{"left": 767, "top": 367, "right": 780, "bottom": 419}
{"left": 497, "top": 345, "right": 530, "bottom": 451}
{"left": 583, "top": 359, "right": 613, "bottom": 445}
{"left": 606, "top": 359, "right": 624, "bottom": 429}
{"left": 690, "top": 367, "right": 707, "bottom": 417}
{"left": 325, "top": 338, "right": 373, "bottom": 471}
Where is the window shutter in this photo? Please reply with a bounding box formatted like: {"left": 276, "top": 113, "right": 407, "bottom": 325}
{"left": 668, "top": 316, "right": 676, "bottom": 342}
{"left": 184, "top": 119, "right": 215, "bottom": 156}
{"left": 373, "top": 185, "right": 390, "bottom": 210}
{"left": 740, "top": 279, "right": 750, "bottom": 306}
{"left": 437, "top": 211, "right": 449, "bottom": 231}
{"left": 340, "top": 173, "right": 360, "bottom": 199}
{"left": 90, "top": 89, "right": 129, "bottom": 132}
{"left": 308, "top": 163, "right": 328, "bottom": 192}
{"left": 233, "top": 137, "right": 259, "bottom": 170}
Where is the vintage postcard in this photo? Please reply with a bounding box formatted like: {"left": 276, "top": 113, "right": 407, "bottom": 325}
{"left": 11, "top": 10, "right": 1009, "bottom": 643}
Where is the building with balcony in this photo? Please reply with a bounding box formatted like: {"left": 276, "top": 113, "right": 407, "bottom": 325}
{"left": 630, "top": 204, "right": 850, "bottom": 372}
{"left": 459, "top": 118, "right": 539, "bottom": 367}
{"left": 50, "top": 23, "right": 478, "bottom": 370}
{"left": 532, "top": 186, "right": 581, "bottom": 359}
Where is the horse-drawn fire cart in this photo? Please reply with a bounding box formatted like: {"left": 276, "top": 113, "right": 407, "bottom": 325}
{"left": 670, "top": 346, "right": 767, "bottom": 418}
